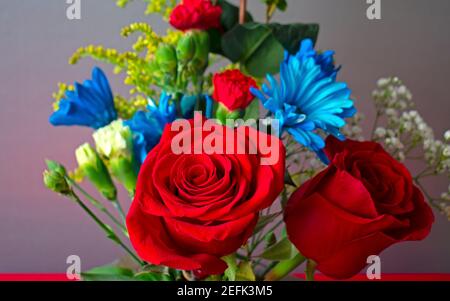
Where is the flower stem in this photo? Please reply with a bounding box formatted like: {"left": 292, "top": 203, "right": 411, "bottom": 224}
{"left": 305, "top": 259, "right": 317, "bottom": 281}
{"left": 264, "top": 253, "right": 306, "bottom": 281}
{"left": 112, "top": 198, "right": 127, "bottom": 225}
{"left": 65, "top": 176, "right": 128, "bottom": 237}
{"left": 239, "top": 0, "right": 247, "bottom": 24}
{"left": 68, "top": 190, "right": 143, "bottom": 266}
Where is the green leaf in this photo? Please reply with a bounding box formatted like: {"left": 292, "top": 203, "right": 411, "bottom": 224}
{"left": 221, "top": 22, "right": 319, "bottom": 78}
{"left": 259, "top": 237, "right": 294, "bottom": 260}
{"left": 243, "top": 99, "right": 260, "bottom": 120}
{"left": 218, "top": 0, "right": 253, "bottom": 31}
{"left": 222, "top": 23, "right": 283, "bottom": 78}
{"left": 253, "top": 212, "right": 281, "bottom": 235}
{"left": 269, "top": 23, "right": 319, "bottom": 54}
{"left": 81, "top": 264, "right": 134, "bottom": 281}
{"left": 222, "top": 254, "right": 238, "bottom": 281}
{"left": 208, "top": 0, "right": 253, "bottom": 54}
{"left": 134, "top": 272, "right": 173, "bottom": 281}
{"left": 236, "top": 261, "right": 256, "bottom": 281}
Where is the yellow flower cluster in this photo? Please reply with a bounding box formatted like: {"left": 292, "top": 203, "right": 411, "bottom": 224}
{"left": 52, "top": 82, "right": 74, "bottom": 111}
{"left": 114, "top": 95, "right": 148, "bottom": 119}
{"left": 116, "top": 0, "right": 177, "bottom": 20}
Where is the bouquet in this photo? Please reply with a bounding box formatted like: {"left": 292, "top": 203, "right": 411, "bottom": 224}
{"left": 44, "top": 0, "right": 449, "bottom": 281}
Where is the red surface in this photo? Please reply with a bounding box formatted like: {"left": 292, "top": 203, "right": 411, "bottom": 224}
{"left": 0, "top": 273, "right": 450, "bottom": 281}
{"left": 0, "top": 274, "right": 76, "bottom": 281}
{"left": 295, "top": 273, "right": 450, "bottom": 281}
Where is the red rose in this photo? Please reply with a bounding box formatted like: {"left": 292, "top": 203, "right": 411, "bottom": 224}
{"left": 169, "top": 0, "right": 222, "bottom": 31}
{"left": 213, "top": 69, "right": 258, "bottom": 111}
{"left": 127, "top": 117, "right": 285, "bottom": 275}
{"left": 284, "top": 137, "right": 434, "bottom": 279}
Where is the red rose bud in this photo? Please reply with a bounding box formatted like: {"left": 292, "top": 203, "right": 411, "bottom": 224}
{"left": 284, "top": 136, "right": 434, "bottom": 279}
{"left": 169, "top": 0, "right": 222, "bottom": 31}
{"left": 127, "top": 118, "right": 285, "bottom": 275}
{"left": 213, "top": 69, "right": 258, "bottom": 111}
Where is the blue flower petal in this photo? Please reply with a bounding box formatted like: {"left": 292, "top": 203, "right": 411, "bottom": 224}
{"left": 49, "top": 67, "right": 117, "bottom": 129}
{"left": 251, "top": 39, "right": 357, "bottom": 160}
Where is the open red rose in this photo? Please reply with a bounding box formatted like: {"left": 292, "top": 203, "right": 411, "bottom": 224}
{"left": 169, "top": 0, "right": 222, "bottom": 31}
{"left": 285, "top": 137, "right": 434, "bottom": 279}
{"left": 127, "top": 117, "right": 285, "bottom": 275}
{"left": 213, "top": 69, "right": 258, "bottom": 111}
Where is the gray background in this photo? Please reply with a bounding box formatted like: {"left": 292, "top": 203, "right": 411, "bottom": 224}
{"left": 0, "top": 0, "right": 449, "bottom": 273}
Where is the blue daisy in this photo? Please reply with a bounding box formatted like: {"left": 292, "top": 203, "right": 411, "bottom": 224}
{"left": 250, "top": 39, "right": 356, "bottom": 163}
{"left": 125, "top": 92, "right": 176, "bottom": 164}
{"left": 49, "top": 67, "right": 117, "bottom": 129}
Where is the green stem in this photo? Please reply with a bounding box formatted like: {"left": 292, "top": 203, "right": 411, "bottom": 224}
{"left": 264, "top": 253, "right": 306, "bottom": 281}
{"left": 113, "top": 198, "right": 127, "bottom": 225}
{"left": 250, "top": 218, "right": 283, "bottom": 254}
{"left": 68, "top": 191, "right": 143, "bottom": 266}
{"left": 66, "top": 177, "right": 128, "bottom": 236}
{"left": 305, "top": 259, "right": 317, "bottom": 281}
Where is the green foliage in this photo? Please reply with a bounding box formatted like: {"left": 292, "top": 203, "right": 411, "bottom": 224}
{"left": 259, "top": 237, "right": 294, "bottom": 260}
{"left": 243, "top": 99, "right": 260, "bottom": 121}
{"left": 81, "top": 264, "right": 135, "bottom": 281}
{"left": 208, "top": 0, "right": 253, "bottom": 55}
{"left": 221, "top": 22, "right": 319, "bottom": 77}
{"left": 235, "top": 261, "right": 256, "bottom": 281}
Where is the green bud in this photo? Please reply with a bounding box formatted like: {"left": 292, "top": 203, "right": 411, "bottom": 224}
{"left": 93, "top": 121, "right": 138, "bottom": 195}
{"left": 109, "top": 157, "right": 138, "bottom": 196}
{"left": 43, "top": 160, "right": 71, "bottom": 195}
{"left": 75, "top": 143, "right": 117, "bottom": 201}
{"left": 155, "top": 43, "right": 178, "bottom": 74}
{"left": 188, "top": 30, "right": 210, "bottom": 75}
{"left": 176, "top": 33, "right": 196, "bottom": 66}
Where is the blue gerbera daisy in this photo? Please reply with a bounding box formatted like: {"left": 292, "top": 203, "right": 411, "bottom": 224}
{"left": 49, "top": 67, "right": 117, "bottom": 129}
{"left": 250, "top": 39, "right": 356, "bottom": 163}
{"left": 125, "top": 92, "right": 176, "bottom": 164}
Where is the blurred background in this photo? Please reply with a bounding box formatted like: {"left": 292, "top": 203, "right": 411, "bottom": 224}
{"left": 0, "top": 0, "right": 449, "bottom": 273}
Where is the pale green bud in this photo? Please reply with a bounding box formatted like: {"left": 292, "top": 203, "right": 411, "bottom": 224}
{"left": 93, "top": 121, "right": 138, "bottom": 195}
{"left": 75, "top": 143, "right": 117, "bottom": 201}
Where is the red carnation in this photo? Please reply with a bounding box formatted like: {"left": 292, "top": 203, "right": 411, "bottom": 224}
{"left": 169, "top": 0, "right": 222, "bottom": 31}
{"left": 213, "top": 69, "right": 258, "bottom": 111}
{"left": 284, "top": 137, "right": 434, "bottom": 279}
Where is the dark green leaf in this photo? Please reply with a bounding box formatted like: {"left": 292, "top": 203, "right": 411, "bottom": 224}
{"left": 218, "top": 0, "right": 253, "bottom": 31}
{"left": 269, "top": 23, "right": 319, "bottom": 54}
{"left": 259, "top": 237, "right": 293, "bottom": 260}
{"left": 243, "top": 99, "right": 260, "bottom": 120}
{"left": 221, "top": 22, "right": 284, "bottom": 78}
{"left": 221, "top": 22, "right": 319, "bottom": 77}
